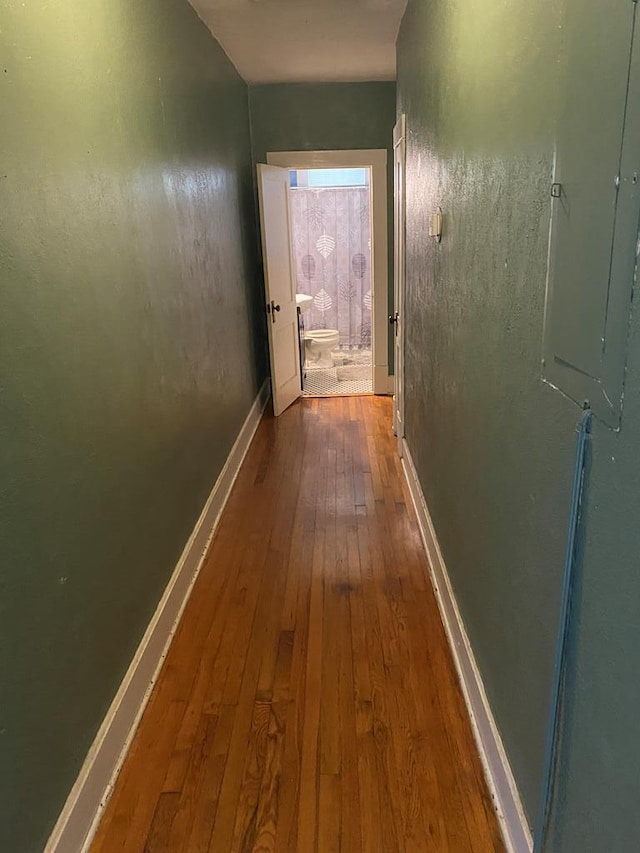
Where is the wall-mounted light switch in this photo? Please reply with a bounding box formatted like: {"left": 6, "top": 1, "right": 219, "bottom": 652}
{"left": 429, "top": 208, "right": 443, "bottom": 242}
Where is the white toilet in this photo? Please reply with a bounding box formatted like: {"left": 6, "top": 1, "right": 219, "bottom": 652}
{"left": 303, "top": 329, "right": 339, "bottom": 367}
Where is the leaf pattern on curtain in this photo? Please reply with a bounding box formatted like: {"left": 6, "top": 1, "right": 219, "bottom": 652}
{"left": 301, "top": 254, "right": 316, "bottom": 280}
{"left": 290, "top": 186, "right": 372, "bottom": 348}
{"left": 314, "top": 288, "right": 333, "bottom": 312}
{"left": 305, "top": 204, "right": 324, "bottom": 229}
{"left": 351, "top": 253, "right": 367, "bottom": 279}
{"left": 316, "top": 235, "right": 336, "bottom": 258}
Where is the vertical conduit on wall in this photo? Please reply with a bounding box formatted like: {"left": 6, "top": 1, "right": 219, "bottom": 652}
{"left": 534, "top": 408, "right": 593, "bottom": 852}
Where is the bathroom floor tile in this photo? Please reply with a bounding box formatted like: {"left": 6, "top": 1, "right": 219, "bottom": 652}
{"left": 303, "top": 350, "right": 373, "bottom": 396}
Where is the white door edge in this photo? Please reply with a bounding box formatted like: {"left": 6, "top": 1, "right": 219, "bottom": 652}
{"left": 392, "top": 118, "right": 407, "bottom": 454}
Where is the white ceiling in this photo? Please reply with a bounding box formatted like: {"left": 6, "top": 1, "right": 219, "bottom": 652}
{"left": 190, "top": 0, "right": 407, "bottom": 84}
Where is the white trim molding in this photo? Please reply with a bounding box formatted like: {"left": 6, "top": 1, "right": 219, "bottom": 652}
{"left": 45, "top": 379, "right": 271, "bottom": 853}
{"left": 374, "top": 364, "right": 395, "bottom": 396}
{"left": 401, "top": 437, "right": 533, "bottom": 853}
{"left": 385, "top": 373, "right": 396, "bottom": 395}
{"left": 266, "top": 149, "right": 389, "bottom": 395}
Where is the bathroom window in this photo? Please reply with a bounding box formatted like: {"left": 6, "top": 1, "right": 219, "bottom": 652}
{"left": 289, "top": 168, "right": 369, "bottom": 188}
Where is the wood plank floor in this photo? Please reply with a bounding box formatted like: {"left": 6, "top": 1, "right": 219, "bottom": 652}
{"left": 92, "top": 396, "right": 504, "bottom": 852}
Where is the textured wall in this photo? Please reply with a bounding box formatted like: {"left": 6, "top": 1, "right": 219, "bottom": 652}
{"left": 248, "top": 82, "right": 396, "bottom": 370}
{"left": 397, "top": 0, "right": 640, "bottom": 847}
{"left": 0, "top": 1, "right": 263, "bottom": 849}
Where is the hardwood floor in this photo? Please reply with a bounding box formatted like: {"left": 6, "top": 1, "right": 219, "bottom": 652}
{"left": 91, "top": 396, "right": 504, "bottom": 852}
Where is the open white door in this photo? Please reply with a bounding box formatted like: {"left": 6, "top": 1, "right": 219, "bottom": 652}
{"left": 392, "top": 116, "right": 406, "bottom": 453}
{"left": 257, "top": 164, "right": 302, "bottom": 416}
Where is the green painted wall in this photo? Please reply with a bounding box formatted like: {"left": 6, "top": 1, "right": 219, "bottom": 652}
{"left": 397, "top": 0, "right": 640, "bottom": 849}
{"left": 0, "top": 1, "right": 264, "bottom": 849}
{"left": 248, "top": 82, "right": 396, "bottom": 371}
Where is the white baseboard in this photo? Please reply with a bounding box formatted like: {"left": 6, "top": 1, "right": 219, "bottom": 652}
{"left": 45, "top": 379, "right": 271, "bottom": 853}
{"left": 400, "top": 438, "right": 533, "bottom": 853}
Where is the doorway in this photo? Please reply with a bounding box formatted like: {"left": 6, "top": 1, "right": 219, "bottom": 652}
{"left": 288, "top": 166, "right": 373, "bottom": 396}
{"left": 267, "top": 150, "right": 389, "bottom": 398}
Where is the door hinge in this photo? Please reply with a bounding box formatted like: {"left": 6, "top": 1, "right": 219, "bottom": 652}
{"left": 550, "top": 183, "right": 562, "bottom": 198}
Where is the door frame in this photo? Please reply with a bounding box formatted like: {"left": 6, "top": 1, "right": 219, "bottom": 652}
{"left": 392, "top": 116, "right": 406, "bottom": 454}
{"left": 266, "top": 149, "right": 390, "bottom": 396}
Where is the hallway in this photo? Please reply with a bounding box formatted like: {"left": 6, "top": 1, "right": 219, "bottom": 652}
{"left": 91, "top": 397, "right": 503, "bottom": 852}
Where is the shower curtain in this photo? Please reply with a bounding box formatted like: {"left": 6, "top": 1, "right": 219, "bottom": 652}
{"left": 289, "top": 186, "right": 372, "bottom": 350}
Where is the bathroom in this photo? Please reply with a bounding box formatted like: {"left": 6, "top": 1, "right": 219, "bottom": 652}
{"left": 290, "top": 167, "right": 373, "bottom": 396}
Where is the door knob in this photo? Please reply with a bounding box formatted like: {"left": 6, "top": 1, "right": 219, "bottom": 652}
{"left": 269, "top": 300, "right": 281, "bottom": 323}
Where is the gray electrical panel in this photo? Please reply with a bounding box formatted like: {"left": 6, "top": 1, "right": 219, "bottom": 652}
{"left": 542, "top": 0, "right": 640, "bottom": 429}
